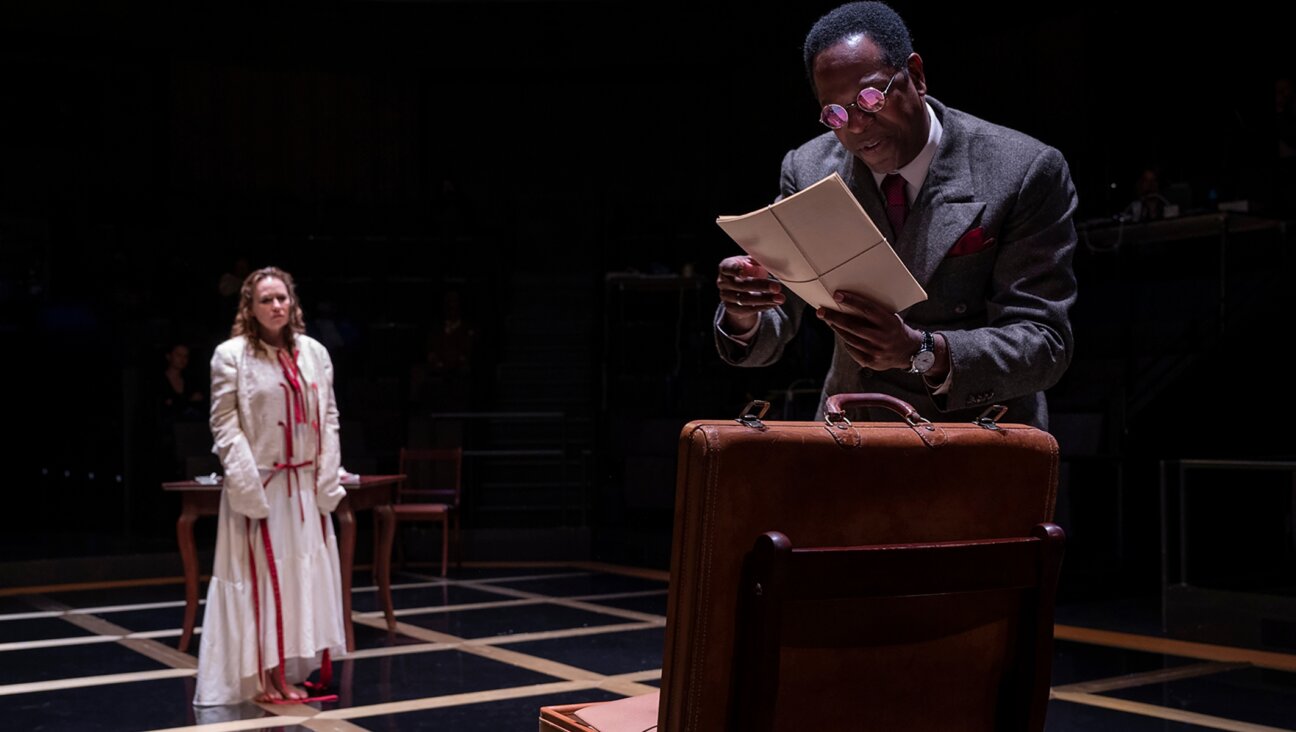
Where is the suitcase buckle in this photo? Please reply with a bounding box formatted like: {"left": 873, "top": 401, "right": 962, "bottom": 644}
{"left": 735, "top": 400, "right": 771, "bottom": 429}
{"left": 824, "top": 411, "right": 852, "bottom": 430}
{"left": 975, "top": 404, "right": 1009, "bottom": 430}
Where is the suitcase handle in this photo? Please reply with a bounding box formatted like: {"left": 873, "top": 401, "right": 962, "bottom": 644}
{"left": 823, "top": 392, "right": 930, "bottom": 429}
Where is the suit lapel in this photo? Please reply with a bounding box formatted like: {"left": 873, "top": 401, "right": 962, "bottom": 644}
{"left": 906, "top": 100, "right": 985, "bottom": 289}
{"left": 844, "top": 99, "right": 987, "bottom": 291}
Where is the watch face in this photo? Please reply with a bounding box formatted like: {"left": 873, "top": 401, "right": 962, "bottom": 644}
{"left": 911, "top": 350, "right": 936, "bottom": 373}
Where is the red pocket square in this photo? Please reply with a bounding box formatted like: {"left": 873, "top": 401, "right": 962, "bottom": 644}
{"left": 949, "top": 227, "right": 995, "bottom": 257}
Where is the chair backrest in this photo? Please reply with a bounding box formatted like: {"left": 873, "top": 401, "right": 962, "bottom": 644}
{"left": 660, "top": 416, "right": 1060, "bottom": 732}
{"left": 731, "top": 523, "right": 1066, "bottom": 732}
{"left": 397, "top": 447, "right": 462, "bottom": 506}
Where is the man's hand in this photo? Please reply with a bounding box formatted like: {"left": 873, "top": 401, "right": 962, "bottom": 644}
{"left": 716, "top": 255, "right": 784, "bottom": 332}
{"left": 816, "top": 291, "right": 929, "bottom": 373}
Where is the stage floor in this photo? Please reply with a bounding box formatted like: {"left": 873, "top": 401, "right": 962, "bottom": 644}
{"left": 1, "top": 562, "right": 1294, "bottom": 731}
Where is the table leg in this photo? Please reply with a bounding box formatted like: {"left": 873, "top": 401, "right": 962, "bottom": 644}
{"left": 176, "top": 501, "right": 199, "bottom": 653}
{"left": 376, "top": 505, "right": 396, "bottom": 631}
{"left": 336, "top": 501, "right": 356, "bottom": 652}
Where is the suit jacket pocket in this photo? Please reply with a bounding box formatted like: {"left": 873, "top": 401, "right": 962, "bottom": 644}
{"left": 917, "top": 247, "right": 998, "bottom": 324}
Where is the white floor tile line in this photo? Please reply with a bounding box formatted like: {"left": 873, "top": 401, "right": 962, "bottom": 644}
{"left": 0, "top": 610, "right": 64, "bottom": 621}
{"left": 353, "top": 596, "right": 545, "bottom": 619}
{"left": 70, "top": 600, "right": 192, "bottom": 614}
{"left": 345, "top": 615, "right": 662, "bottom": 661}
{"left": 143, "top": 714, "right": 312, "bottom": 732}
{"left": 1051, "top": 661, "right": 1248, "bottom": 694}
{"left": 0, "top": 668, "right": 196, "bottom": 697}
{"left": 0, "top": 634, "right": 123, "bottom": 652}
{"left": 312, "top": 670, "right": 663, "bottom": 722}
{"left": 1050, "top": 690, "right": 1296, "bottom": 732}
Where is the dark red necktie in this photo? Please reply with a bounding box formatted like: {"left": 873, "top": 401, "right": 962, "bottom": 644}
{"left": 882, "top": 173, "right": 908, "bottom": 236}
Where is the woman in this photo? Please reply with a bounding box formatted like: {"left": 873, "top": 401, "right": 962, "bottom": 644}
{"left": 194, "top": 266, "right": 347, "bottom": 706}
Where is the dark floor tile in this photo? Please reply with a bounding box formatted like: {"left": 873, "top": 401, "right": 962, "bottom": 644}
{"left": 483, "top": 573, "right": 667, "bottom": 598}
{"left": 46, "top": 584, "right": 190, "bottom": 609}
{"left": 1104, "top": 666, "right": 1296, "bottom": 728}
{"left": 1052, "top": 639, "right": 1199, "bottom": 687}
{"left": 351, "top": 688, "right": 625, "bottom": 730}
{"left": 0, "top": 617, "right": 96, "bottom": 644}
{"left": 403, "top": 602, "right": 630, "bottom": 639}
{"left": 90, "top": 605, "right": 201, "bottom": 634}
{"left": 446, "top": 567, "right": 590, "bottom": 580}
{"left": 500, "top": 627, "right": 665, "bottom": 676}
{"left": 0, "top": 676, "right": 295, "bottom": 732}
{"left": 351, "top": 584, "right": 510, "bottom": 613}
{"left": 577, "top": 593, "right": 669, "bottom": 617}
{"left": 1046, "top": 699, "right": 1216, "bottom": 730}
{"left": 1056, "top": 594, "right": 1166, "bottom": 637}
{"left": 392, "top": 569, "right": 447, "bottom": 583}
{"left": 325, "top": 649, "right": 562, "bottom": 707}
{"left": 382, "top": 567, "right": 581, "bottom": 583}
{"left": 0, "top": 598, "right": 39, "bottom": 614}
{"left": 0, "top": 642, "right": 167, "bottom": 685}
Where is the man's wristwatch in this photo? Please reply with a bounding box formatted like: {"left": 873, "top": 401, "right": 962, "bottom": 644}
{"left": 908, "top": 330, "right": 936, "bottom": 374}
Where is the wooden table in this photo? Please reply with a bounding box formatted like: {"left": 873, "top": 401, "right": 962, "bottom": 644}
{"left": 163, "top": 475, "right": 402, "bottom": 653}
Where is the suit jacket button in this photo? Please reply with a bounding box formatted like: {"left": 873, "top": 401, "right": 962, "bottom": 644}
{"left": 954, "top": 303, "right": 967, "bottom": 314}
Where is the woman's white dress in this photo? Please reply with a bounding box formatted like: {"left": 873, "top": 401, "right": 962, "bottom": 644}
{"left": 194, "top": 334, "right": 347, "bottom": 706}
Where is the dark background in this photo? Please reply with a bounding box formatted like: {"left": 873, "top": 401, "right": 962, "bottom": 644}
{"left": 2, "top": 2, "right": 1292, "bottom": 602}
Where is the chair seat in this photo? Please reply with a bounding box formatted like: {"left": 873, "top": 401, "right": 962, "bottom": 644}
{"left": 392, "top": 502, "right": 451, "bottom": 518}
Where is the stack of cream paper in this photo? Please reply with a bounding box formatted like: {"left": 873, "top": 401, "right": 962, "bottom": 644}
{"left": 716, "top": 172, "right": 927, "bottom": 312}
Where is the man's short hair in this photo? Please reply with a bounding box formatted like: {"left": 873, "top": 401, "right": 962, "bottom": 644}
{"left": 803, "top": 1, "right": 914, "bottom": 82}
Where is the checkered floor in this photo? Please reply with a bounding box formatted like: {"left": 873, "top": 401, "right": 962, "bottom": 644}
{"left": 1, "top": 565, "right": 1294, "bottom": 730}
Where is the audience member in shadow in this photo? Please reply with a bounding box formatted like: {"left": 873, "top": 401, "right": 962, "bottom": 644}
{"left": 161, "top": 342, "right": 207, "bottom": 422}
{"left": 217, "top": 256, "right": 251, "bottom": 300}
{"left": 429, "top": 290, "right": 476, "bottom": 375}
{"left": 156, "top": 342, "right": 208, "bottom": 481}
{"left": 411, "top": 289, "right": 478, "bottom": 411}
{"left": 1129, "top": 166, "right": 1170, "bottom": 222}
{"left": 308, "top": 299, "right": 358, "bottom": 370}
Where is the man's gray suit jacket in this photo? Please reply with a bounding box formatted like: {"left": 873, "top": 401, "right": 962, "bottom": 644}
{"left": 715, "top": 97, "right": 1078, "bottom": 430}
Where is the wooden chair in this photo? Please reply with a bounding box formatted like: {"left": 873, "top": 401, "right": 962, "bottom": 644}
{"left": 540, "top": 523, "right": 1065, "bottom": 732}
{"left": 733, "top": 523, "right": 1065, "bottom": 731}
{"left": 384, "top": 447, "right": 462, "bottom": 577}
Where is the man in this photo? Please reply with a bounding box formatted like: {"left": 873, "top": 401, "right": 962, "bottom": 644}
{"left": 715, "top": 1, "right": 1077, "bottom": 430}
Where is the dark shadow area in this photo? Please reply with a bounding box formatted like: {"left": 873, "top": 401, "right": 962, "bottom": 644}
{"left": 2, "top": 3, "right": 1292, "bottom": 655}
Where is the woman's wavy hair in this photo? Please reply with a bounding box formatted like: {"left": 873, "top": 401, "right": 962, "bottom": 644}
{"left": 230, "top": 266, "right": 306, "bottom": 354}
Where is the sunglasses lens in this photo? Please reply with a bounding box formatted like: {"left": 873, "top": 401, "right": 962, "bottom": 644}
{"left": 820, "top": 104, "right": 849, "bottom": 129}
{"left": 857, "top": 87, "right": 886, "bottom": 113}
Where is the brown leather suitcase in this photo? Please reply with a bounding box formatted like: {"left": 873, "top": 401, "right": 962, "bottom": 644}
{"left": 542, "top": 393, "right": 1059, "bottom": 731}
